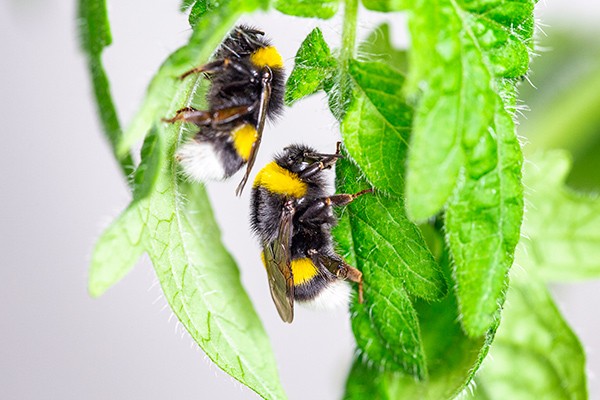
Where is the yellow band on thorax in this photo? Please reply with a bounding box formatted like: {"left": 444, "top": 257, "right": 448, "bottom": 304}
{"left": 232, "top": 123, "right": 257, "bottom": 161}
{"left": 291, "top": 258, "right": 318, "bottom": 286}
{"left": 250, "top": 46, "right": 283, "bottom": 68}
{"left": 253, "top": 161, "right": 307, "bottom": 198}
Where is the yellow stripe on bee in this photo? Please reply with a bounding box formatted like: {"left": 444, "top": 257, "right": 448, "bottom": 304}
{"left": 232, "top": 123, "right": 257, "bottom": 161}
{"left": 253, "top": 161, "right": 308, "bottom": 198}
{"left": 250, "top": 46, "right": 283, "bottom": 68}
{"left": 291, "top": 258, "right": 318, "bottom": 286}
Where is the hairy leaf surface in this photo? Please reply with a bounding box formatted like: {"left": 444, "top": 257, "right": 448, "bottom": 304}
{"left": 334, "top": 157, "right": 447, "bottom": 377}
{"left": 405, "top": 0, "right": 532, "bottom": 336}
{"left": 341, "top": 60, "right": 411, "bottom": 197}
{"left": 285, "top": 28, "right": 336, "bottom": 106}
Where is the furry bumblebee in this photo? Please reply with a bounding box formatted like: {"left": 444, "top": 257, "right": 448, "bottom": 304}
{"left": 164, "top": 25, "right": 285, "bottom": 195}
{"left": 250, "top": 143, "right": 371, "bottom": 322}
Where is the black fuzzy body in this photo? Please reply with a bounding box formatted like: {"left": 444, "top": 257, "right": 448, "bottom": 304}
{"left": 250, "top": 145, "right": 345, "bottom": 302}
{"left": 190, "top": 25, "right": 285, "bottom": 178}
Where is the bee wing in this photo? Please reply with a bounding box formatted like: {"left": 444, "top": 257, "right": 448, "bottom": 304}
{"left": 262, "top": 204, "right": 295, "bottom": 323}
{"left": 235, "top": 68, "right": 273, "bottom": 196}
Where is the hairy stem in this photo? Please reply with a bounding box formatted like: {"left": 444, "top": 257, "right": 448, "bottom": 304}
{"left": 340, "top": 0, "right": 359, "bottom": 69}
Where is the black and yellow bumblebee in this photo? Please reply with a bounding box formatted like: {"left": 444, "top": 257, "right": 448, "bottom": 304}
{"left": 164, "top": 25, "right": 285, "bottom": 195}
{"left": 250, "top": 143, "right": 371, "bottom": 322}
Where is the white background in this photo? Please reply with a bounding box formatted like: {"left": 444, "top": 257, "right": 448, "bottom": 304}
{"left": 1, "top": 1, "right": 599, "bottom": 399}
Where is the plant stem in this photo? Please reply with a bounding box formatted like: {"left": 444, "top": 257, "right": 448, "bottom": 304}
{"left": 340, "top": 0, "right": 359, "bottom": 69}
{"left": 333, "top": 0, "right": 358, "bottom": 117}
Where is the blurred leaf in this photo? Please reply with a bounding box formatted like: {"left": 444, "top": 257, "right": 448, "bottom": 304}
{"left": 341, "top": 60, "right": 412, "bottom": 197}
{"left": 285, "top": 27, "right": 336, "bottom": 105}
{"left": 275, "top": 0, "right": 338, "bottom": 19}
{"left": 361, "top": 0, "right": 406, "bottom": 12}
{"left": 518, "top": 151, "right": 600, "bottom": 281}
{"left": 519, "top": 30, "right": 600, "bottom": 191}
{"left": 405, "top": 0, "right": 532, "bottom": 337}
{"left": 335, "top": 157, "right": 447, "bottom": 378}
{"left": 78, "top": 0, "right": 134, "bottom": 177}
{"left": 359, "top": 23, "right": 407, "bottom": 73}
{"left": 469, "top": 269, "right": 587, "bottom": 399}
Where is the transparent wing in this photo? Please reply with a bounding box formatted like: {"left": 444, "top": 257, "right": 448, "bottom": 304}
{"left": 262, "top": 203, "right": 295, "bottom": 322}
{"left": 235, "top": 67, "right": 272, "bottom": 196}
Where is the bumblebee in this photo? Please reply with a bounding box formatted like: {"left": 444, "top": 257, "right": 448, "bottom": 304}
{"left": 164, "top": 25, "right": 285, "bottom": 195}
{"left": 250, "top": 143, "right": 371, "bottom": 322}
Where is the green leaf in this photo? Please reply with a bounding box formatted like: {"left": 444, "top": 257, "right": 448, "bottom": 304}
{"left": 285, "top": 28, "right": 336, "bottom": 106}
{"left": 89, "top": 128, "right": 164, "bottom": 296}
{"left": 274, "top": 0, "right": 339, "bottom": 19}
{"left": 469, "top": 269, "right": 588, "bottom": 399}
{"left": 341, "top": 60, "right": 412, "bottom": 197}
{"left": 89, "top": 204, "right": 146, "bottom": 297}
{"left": 117, "top": 0, "right": 265, "bottom": 157}
{"left": 334, "top": 156, "right": 447, "bottom": 377}
{"left": 518, "top": 151, "right": 600, "bottom": 281}
{"left": 344, "top": 252, "right": 495, "bottom": 400}
{"left": 78, "top": 0, "right": 134, "bottom": 177}
{"left": 359, "top": 23, "right": 407, "bottom": 73}
{"left": 405, "top": 0, "right": 533, "bottom": 219}
{"left": 361, "top": 0, "right": 406, "bottom": 12}
{"left": 188, "top": 0, "right": 209, "bottom": 26}
{"left": 446, "top": 104, "right": 524, "bottom": 336}
{"left": 90, "top": 2, "right": 286, "bottom": 396}
{"left": 180, "top": 0, "right": 197, "bottom": 12}
{"left": 143, "top": 170, "right": 285, "bottom": 400}
{"left": 405, "top": 0, "right": 532, "bottom": 336}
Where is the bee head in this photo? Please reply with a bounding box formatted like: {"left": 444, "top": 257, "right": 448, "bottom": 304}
{"left": 226, "top": 25, "right": 268, "bottom": 54}
{"left": 275, "top": 144, "right": 341, "bottom": 177}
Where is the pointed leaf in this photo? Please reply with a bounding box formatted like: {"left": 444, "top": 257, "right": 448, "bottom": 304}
{"left": 89, "top": 203, "right": 146, "bottom": 297}
{"left": 285, "top": 28, "right": 336, "bottom": 106}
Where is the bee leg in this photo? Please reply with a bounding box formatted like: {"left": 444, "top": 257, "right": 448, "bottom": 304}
{"left": 161, "top": 107, "right": 211, "bottom": 124}
{"left": 179, "top": 58, "right": 257, "bottom": 80}
{"left": 328, "top": 188, "right": 374, "bottom": 207}
{"left": 297, "top": 156, "right": 340, "bottom": 179}
{"left": 309, "top": 251, "right": 364, "bottom": 303}
{"left": 162, "top": 103, "right": 257, "bottom": 127}
{"left": 338, "top": 264, "right": 364, "bottom": 304}
{"left": 298, "top": 189, "right": 373, "bottom": 223}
